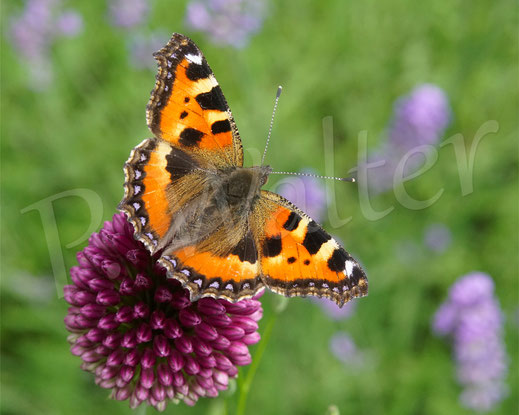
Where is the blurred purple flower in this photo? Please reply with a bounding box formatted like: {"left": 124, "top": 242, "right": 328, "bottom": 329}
{"left": 64, "top": 213, "right": 263, "bottom": 411}
{"left": 329, "top": 332, "right": 364, "bottom": 367}
{"left": 389, "top": 84, "right": 451, "bottom": 150}
{"left": 56, "top": 10, "right": 83, "bottom": 36}
{"left": 277, "top": 172, "right": 326, "bottom": 222}
{"left": 128, "top": 31, "right": 169, "bottom": 70}
{"left": 185, "top": 0, "right": 266, "bottom": 48}
{"left": 9, "top": 0, "right": 83, "bottom": 90}
{"left": 109, "top": 0, "right": 149, "bottom": 28}
{"left": 312, "top": 297, "right": 356, "bottom": 320}
{"left": 424, "top": 223, "right": 452, "bottom": 253}
{"left": 433, "top": 272, "right": 508, "bottom": 412}
{"left": 363, "top": 84, "right": 451, "bottom": 193}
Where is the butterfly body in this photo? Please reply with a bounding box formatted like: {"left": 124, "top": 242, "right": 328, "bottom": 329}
{"left": 119, "top": 33, "right": 368, "bottom": 307}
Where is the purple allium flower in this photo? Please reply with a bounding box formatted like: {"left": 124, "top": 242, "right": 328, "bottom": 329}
{"left": 64, "top": 213, "right": 263, "bottom": 411}
{"left": 9, "top": 0, "right": 83, "bottom": 90}
{"left": 128, "top": 31, "right": 169, "bottom": 70}
{"left": 108, "top": 0, "right": 149, "bottom": 28}
{"left": 363, "top": 84, "right": 451, "bottom": 193}
{"left": 329, "top": 332, "right": 363, "bottom": 367}
{"left": 311, "top": 297, "right": 356, "bottom": 320}
{"left": 185, "top": 0, "right": 266, "bottom": 48}
{"left": 432, "top": 272, "right": 509, "bottom": 412}
{"left": 277, "top": 171, "right": 326, "bottom": 222}
{"left": 424, "top": 223, "right": 452, "bottom": 253}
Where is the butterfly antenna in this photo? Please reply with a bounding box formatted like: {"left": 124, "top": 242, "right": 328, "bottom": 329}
{"left": 270, "top": 171, "right": 356, "bottom": 182}
{"left": 261, "top": 86, "right": 283, "bottom": 166}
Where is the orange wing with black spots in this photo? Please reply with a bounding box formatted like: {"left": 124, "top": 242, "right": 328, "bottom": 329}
{"left": 253, "top": 191, "right": 368, "bottom": 306}
{"left": 119, "top": 138, "right": 203, "bottom": 253}
{"left": 146, "top": 33, "right": 243, "bottom": 168}
{"left": 158, "top": 231, "right": 264, "bottom": 302}
{"left": 120, "top": 33, "right": 243, "bottom": 254}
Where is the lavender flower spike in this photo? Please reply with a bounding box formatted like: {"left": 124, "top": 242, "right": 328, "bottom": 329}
{"left": 432, "top": 272, "right": 509, "bottom": 412}
{"left": 185, "top": 0, "right": 266, "bottom": 48}
{"left": 389, "top": 84, "right": 451, "bottom": 150}
{"left": 9, "top": 0, "right": 84, "bottom": 90}
{"left": 64, "top": 213, "right": 263, "bottom": 411}
{"left": 364, "top": 83, "right": 451, "bottom": 194}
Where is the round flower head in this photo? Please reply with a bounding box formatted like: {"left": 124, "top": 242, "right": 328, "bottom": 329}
{"left": 64, "top": 213, "right": 263, "bottom": 411}
{"left": 432, "top": 272, "right": 508, "bottom": 412}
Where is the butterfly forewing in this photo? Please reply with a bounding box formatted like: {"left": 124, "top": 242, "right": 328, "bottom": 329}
{"left": 146, "top": 33, "right": 243, "bottom": 168}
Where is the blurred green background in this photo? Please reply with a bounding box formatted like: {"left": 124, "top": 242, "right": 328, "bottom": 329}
{"left": 1, "top": 0, "right": 517, "bottom": 414}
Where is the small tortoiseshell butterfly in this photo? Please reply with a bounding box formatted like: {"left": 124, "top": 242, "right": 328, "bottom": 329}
{"left": 119, "top": 33, "right": 368, "bottom": 307}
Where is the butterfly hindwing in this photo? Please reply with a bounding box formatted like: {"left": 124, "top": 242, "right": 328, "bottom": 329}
{"left": 252, "top": 191, "right": 368, "bottom": 306}
{"left": 159, "top": 231, "right": 264, "bottom": 302}
{"left": 146, "top": 33, "right": 243, "bottom": 168}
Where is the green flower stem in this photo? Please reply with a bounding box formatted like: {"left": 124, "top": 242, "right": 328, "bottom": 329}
{"left": 236, "top": 312, "right": 277, "bottom": 415}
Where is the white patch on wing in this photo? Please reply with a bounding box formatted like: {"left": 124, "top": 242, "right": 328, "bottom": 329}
{"left": 145, "top": 232, "right": 155, "bottom": 243}
{"left": 186, "top": 53, "right": 202, "bottom": 65}
{"left": 345, "top": 260, "right": 354, "bottom": 276}
{"left": 209, "top": 74, "right": 218, "bottom": 86}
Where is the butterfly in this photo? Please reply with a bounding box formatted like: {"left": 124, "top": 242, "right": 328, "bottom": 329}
{"left": 119, "top": 33, "right": 368, "bottom": 307}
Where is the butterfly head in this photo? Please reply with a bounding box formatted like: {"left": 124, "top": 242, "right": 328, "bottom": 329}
{"left": 223, "top": 165, "right": 271, "bottom": 206}
{"left": 255, "top": 164, "right": 272, "bottom": 187}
